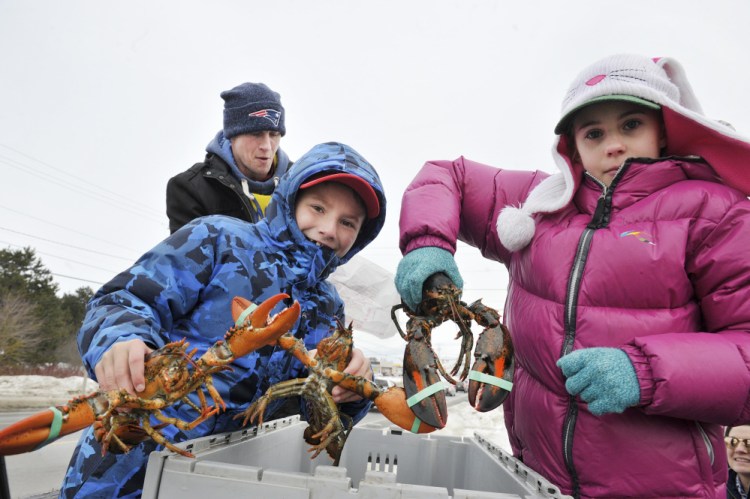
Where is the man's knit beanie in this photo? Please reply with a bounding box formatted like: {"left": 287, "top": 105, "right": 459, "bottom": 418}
{"left": 221, "top": 82, "right": 286, "bottom": 138}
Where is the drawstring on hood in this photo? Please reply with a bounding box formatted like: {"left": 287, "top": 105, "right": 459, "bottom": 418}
{"left": 497, "top": 53, "right": 750, "bottom": 252}
{"left": 206, "top": 130, "right": 292, "bottom": 195}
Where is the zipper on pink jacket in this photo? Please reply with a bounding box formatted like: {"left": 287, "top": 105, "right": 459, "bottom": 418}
{"left": 560, "top": 172, "right": 620, "bottom": 498}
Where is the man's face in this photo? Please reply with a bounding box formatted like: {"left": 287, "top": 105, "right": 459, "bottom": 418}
{"left": 230, "top": 130, "right": 281, "bottom": 181}
{"left": 295, "top": 182, "right": 366, "bottom": 258}
{"left": 727, "top": 427, "right": 750, "bottom": 477}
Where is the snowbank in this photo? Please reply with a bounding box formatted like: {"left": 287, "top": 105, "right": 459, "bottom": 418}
{"left": 0, "top": 375, "right": 99, "bottom": 410}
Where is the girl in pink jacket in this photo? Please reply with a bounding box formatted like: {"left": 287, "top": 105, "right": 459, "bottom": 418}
{"left": 395, "top": 54, "right": 750, "bottom": 498}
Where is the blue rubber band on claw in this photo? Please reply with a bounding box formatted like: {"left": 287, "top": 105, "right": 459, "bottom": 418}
{"left": 234, "top": 303, "right": 258, "bottom": 327}
{"left": 410, "top": 417, "right": 422, "bottom": 433}
{"left": 39, "top": 406, "right": 64, "bottom": 448}
{"left": 468, "top": 370, "right": 513, "bottom": 391}
{"left": 405, "top": 381, "right": 446, "bottom": 407}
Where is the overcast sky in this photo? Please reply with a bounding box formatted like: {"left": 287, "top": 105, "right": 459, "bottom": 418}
{"left": 2, "top": 0, "right": 749, "bottom": 360}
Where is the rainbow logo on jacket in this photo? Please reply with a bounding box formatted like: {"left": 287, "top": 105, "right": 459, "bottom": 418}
{"left": 620, "top": 230, "right": 655, "bottom": 245}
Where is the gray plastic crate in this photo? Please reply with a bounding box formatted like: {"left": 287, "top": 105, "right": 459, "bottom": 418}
{"left": 142, "top": 416, "right": 571, "bottom": 498}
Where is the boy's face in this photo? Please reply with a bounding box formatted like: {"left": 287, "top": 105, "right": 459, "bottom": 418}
{"left": 571, "top": 101, "right": 665, "bottom": 187}
{"left": 295, "top": 182, "right": 366, "bottom": 257}
{"left": 230, "top": 130, "right": 282, "bottom": 181}
{"left": 727, "top": 426, "right": 750, "bottom": 477}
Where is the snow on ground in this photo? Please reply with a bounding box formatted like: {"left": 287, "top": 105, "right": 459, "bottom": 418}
{"left": 0, "top": 375, "right": 512, "bottom": 453}
{"left": 0, "top": 375, "right": 99, "bottom": 410}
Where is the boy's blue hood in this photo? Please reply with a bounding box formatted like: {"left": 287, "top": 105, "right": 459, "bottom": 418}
{"left": 265, "top": 142, "right": 386, "bottom": 265}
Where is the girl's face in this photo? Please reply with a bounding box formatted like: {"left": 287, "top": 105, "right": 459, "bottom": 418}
{"left": 295, "top": 182, "right": 366, "bottom": 257}
{"left": 571, "top": 101, "right": 666, "bottom": 187}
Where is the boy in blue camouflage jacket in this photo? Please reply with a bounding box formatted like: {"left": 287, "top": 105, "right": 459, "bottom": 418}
{"left": 60, "top": 141, "right": 386, "bottom": 498}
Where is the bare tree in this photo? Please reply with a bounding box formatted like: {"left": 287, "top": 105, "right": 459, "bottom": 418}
{"left": 0, "top": 292, "right": 44, "bottom": 364}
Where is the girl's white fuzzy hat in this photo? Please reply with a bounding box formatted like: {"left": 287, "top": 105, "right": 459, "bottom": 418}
{"left": 497, "top": 53, "right": 750, "bottom": 252}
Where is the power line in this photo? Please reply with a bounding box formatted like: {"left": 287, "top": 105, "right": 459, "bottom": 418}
{"left": 0, "top": 240, "right": 123, "bottom": 274}
{"left": 0, "top": 204, "right": 143, "bottom": 253}
{"left": 0, "top": 226, "right": 134, "bottom": 261}
{"left": 50, "top": 272, "right": 105, "bottom": 286}
{"left": 0, "top": 148, "right": 166, "bottom": 225}
{"left": 0, "top": 142, "right": 163, "bottom": 214}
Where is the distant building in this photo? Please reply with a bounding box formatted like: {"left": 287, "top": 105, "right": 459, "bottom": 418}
{"left": 368, "top": 357, "right": 402, "bottom": 378}
{"left": 369, "top": 357, "right": 381, "bottom": 376}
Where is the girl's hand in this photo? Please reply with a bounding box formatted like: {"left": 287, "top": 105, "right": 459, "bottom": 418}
{"left": 331, "top": 348, "right": 371, "bottom": 404}
{"left": 94, "top": 339, "right": 154, "bottom": 395}
{"left": 557, "top": 347, "right": 640, "bottom": 415}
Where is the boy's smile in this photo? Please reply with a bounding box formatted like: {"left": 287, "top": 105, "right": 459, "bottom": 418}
{"left": 295, "top": 182, "right": 366, "bottom": 257}
{"left": 571, "top": 101, "right": 665, "bottom": 187}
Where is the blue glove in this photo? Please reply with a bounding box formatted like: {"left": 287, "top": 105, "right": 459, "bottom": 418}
{"left": 395, "top": 247, "right": 464, "bottom": 312}
{"left": 557, "top": 347, "right": 640, "bottom": 416}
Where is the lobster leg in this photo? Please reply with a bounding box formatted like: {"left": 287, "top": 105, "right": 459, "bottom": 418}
{"left": 92, "top": 415, "right": 165, "bottom": 455}
{"left": 0, "top": 395, "right": 99, "bottom": 455}
{"left": 236, "top": 377, "right": 347, "bottom": 461}
{"left": 140, "top": 417, "right": 194, "bottom": 458}
{"left": 238, "top": 378, "right": 308, "bottom": 428}
{"left": 467, "top": 301, "right": 514, "bottom": 412}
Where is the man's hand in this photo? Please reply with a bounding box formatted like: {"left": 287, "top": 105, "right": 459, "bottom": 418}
{"left": 94, "top": 339, "right": 154, "bottom": 395}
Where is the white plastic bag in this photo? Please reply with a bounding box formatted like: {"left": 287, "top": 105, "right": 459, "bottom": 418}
{"left": 329, "top": 255, "right": 400, "bottom": 338}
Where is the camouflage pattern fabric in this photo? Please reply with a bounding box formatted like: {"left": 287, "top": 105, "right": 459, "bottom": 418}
{"left": 60, "top": 142, "right": 386, "bottom": 498}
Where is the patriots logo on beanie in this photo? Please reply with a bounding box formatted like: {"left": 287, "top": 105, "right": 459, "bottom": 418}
{"left": 221, "top": 82, "right": 286, "bottom": 138}
{"left": 249, "top": 109, "right": 282, "bottom": 127}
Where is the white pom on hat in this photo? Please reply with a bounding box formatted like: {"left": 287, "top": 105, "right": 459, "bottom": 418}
{"left": 497, "top": 206, "right": 536, "bottom": 252}
{"left": 497, "top": 173, "right": 569, "bottom": 251}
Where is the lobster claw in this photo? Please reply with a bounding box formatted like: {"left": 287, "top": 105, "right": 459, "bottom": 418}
{"left": 402, "top": 331, "right": 448, "bottom": 429}
{"left": 467, "top": 303, "right": 514, "bottom": 412}
{"left": 322, "top": 368, "right": 438, "bottom": 435}
{"left": 201, "top": 293, "right": 301, "bottom": 366}
{"left": 372, "top": 387, "right": 438, "bottom": 434}
{"left": 0, "top": 396, "right": 97, "bottom": 456}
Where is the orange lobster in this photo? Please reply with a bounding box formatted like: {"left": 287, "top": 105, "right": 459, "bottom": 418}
{"left": 393, "top": 273, "right": 514, "bottom": 429}
{"left": 235, "top": 299, "right": 438, "bottom": 464}
{"left": 0, "top": 293, "right": 300, "bottom": 458}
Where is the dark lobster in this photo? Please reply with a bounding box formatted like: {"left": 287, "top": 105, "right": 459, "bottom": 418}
{"left": 0, "top": 293, "right": 301, "bottom": 458}
{"left": 393, "top": 273, "right": 514, "bottom": 429}
{"left": 236, "top": 300, "right": 438, "bottom": 464}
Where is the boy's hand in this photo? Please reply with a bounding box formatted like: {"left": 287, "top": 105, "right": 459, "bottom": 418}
{"left": 94, "top": 339, "right": 154, "bottom": 395}
{"left": 331, "top": 348, "right": 371, "bottom": 404}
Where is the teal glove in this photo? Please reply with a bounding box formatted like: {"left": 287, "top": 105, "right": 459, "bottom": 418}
{"left": 395, "top": 247, "right": 464, "bottom": 312}
{"left": 557, "top": 347, "right": 640, "bottom": 416}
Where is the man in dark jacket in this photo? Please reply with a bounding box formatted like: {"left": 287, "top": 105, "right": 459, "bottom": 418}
{"left": 166, "top": 82, "right": 293, "bottom": 233}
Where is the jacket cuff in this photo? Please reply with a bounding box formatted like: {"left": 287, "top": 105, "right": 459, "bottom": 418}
{"left": 621, "top": 344, "right": 655, "bottom": 407}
